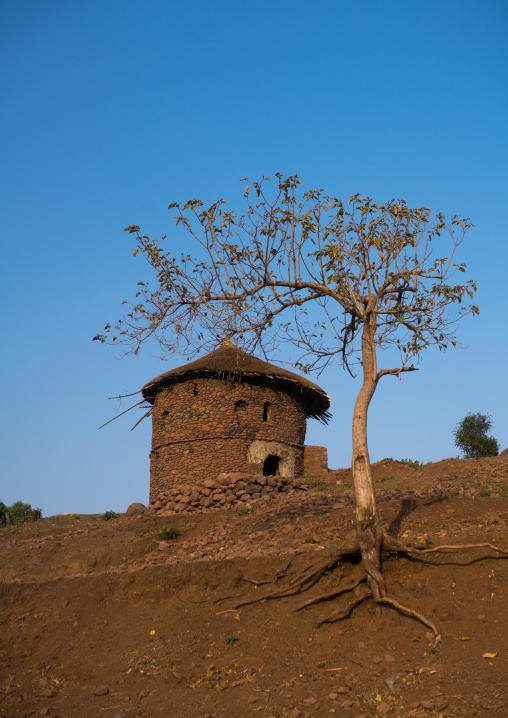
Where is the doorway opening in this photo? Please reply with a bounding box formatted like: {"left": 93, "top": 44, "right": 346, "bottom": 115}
{"left": 263, "top": 454, "right": 281, "bottom": 476}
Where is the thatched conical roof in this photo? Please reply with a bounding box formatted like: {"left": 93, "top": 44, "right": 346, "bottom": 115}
{"left": 141, "top": 340, "right": 331, "bottom": 421}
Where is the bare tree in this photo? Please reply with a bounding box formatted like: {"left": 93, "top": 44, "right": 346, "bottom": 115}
{"left": 95, "top": 174, "right": 507, "bottom": 636}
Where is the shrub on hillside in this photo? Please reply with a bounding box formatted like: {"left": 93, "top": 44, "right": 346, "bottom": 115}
{"left": 0, "top": 500, "right": 42, "bottom": 527}
{"left": 454, "top": 412, "right": 499, "bottom": 459}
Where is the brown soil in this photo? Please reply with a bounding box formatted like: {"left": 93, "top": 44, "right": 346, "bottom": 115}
{"left": 1, "top": 454, "right": 508, "bottom": 718}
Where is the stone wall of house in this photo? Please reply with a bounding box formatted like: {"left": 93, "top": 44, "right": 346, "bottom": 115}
{"left": 149, "top": 376, "right": 307, "bottom": 502}
{"left": 303, "top": 445, "right": 329, "bottom": 477}
{"left": 148, "top": 471, "right": 309, "bottom": 514}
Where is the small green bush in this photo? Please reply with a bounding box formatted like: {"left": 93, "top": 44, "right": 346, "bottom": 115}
{"left": 158, "top": 526, "right": 180, "bottom": 541}
{"left": 103, "top": 510, "right": 117, "bottom": 521}
{"left": 225, "top": 633, "right": 239, "bottom": 644}
{"left": 398, "top": 459, "right": 426, "bottom": 470}
{"left": 305, "top": 477, "right": 328, "bottom": 491}
{"left": 454, "top": 412, "right": 499, "bottom": 459}
{"left": 237, "top": 506, "right": 254, "bottom": 516}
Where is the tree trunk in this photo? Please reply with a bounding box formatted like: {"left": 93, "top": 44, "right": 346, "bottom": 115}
{"left": 352, "top": 315, "right": 386, "bottom": 599}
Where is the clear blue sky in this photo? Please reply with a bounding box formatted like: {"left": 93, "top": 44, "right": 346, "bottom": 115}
{"left": 1, "top": 0, "right": 507, "bottom": 516}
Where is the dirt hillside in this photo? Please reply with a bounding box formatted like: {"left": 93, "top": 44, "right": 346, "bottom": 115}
{"left": 1, "top": 453, "right": 508, "bottom": 718}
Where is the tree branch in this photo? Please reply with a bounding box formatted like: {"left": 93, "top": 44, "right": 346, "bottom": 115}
{"left": 377, "top": 365, "right": 419, "bottom": 380}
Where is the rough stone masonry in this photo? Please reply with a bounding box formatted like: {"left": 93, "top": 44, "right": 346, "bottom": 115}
{"left": 148, "top": 471, "right": 309, "bottom": 514}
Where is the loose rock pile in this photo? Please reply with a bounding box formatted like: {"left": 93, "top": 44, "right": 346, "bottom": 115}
{"left": 148, "top": 472, "right": 308, "bottom": 514}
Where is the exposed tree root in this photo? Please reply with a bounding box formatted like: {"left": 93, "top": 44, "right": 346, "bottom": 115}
{"left": 315, "top": 587, "right": 439, "bottom": 636}
{"left": 234, "top": 556, "right": 340, "bottom": 608}
{"left": 295, "top": 576, "right": 366, "bottom": 612}
{"left": 234, "top": 542, "right": 359, "bottom": 610}
{"left": 241, "top": 578, "right": 271, "bottom": 586}
{"left": 232, "top": 531, "right": 507, "bottom": 638}
{"left": 317, "top": 590, "right": 372, "bottom": 627}
{"left": 297, "top": 565, "right": 440, "bottom": 635}
{"left": 382, "top": 530, "right": 508, "bottom": 557}
{"left": 375, "top": 595, "right": 438, "bottom": 636}
{"left": 406, "top": 542, "right": 508, "bottom": 556}
{"left": 284, "top": 542, "right": 359, "bottom": 590}
{"left": 276, "top": 552, "right": 301, "bottom": 576}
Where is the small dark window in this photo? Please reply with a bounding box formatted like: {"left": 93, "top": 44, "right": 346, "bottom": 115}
{"left": 262, "top": 402, "right": 272, "bottom": 422}
{"left": 234, "top": 400, "right": 247, "bottom": 425}
{"left": 191, "top": 383, "right": 198, "bottom": 397}
{"left": 263, "top": 454, "right": 280, "bottom": 476}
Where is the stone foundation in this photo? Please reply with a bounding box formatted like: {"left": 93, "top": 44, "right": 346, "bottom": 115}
{"left": 149, "top": 472, "right": 309, "bottom": 514}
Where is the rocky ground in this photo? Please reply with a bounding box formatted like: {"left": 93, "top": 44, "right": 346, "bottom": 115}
{"left": 1, "top": 453, "right": 508, "bottom": 718}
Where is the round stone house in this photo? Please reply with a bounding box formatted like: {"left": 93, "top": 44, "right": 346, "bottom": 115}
{"left": 142, "top": 341, "right": 331, "bottom": 502}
